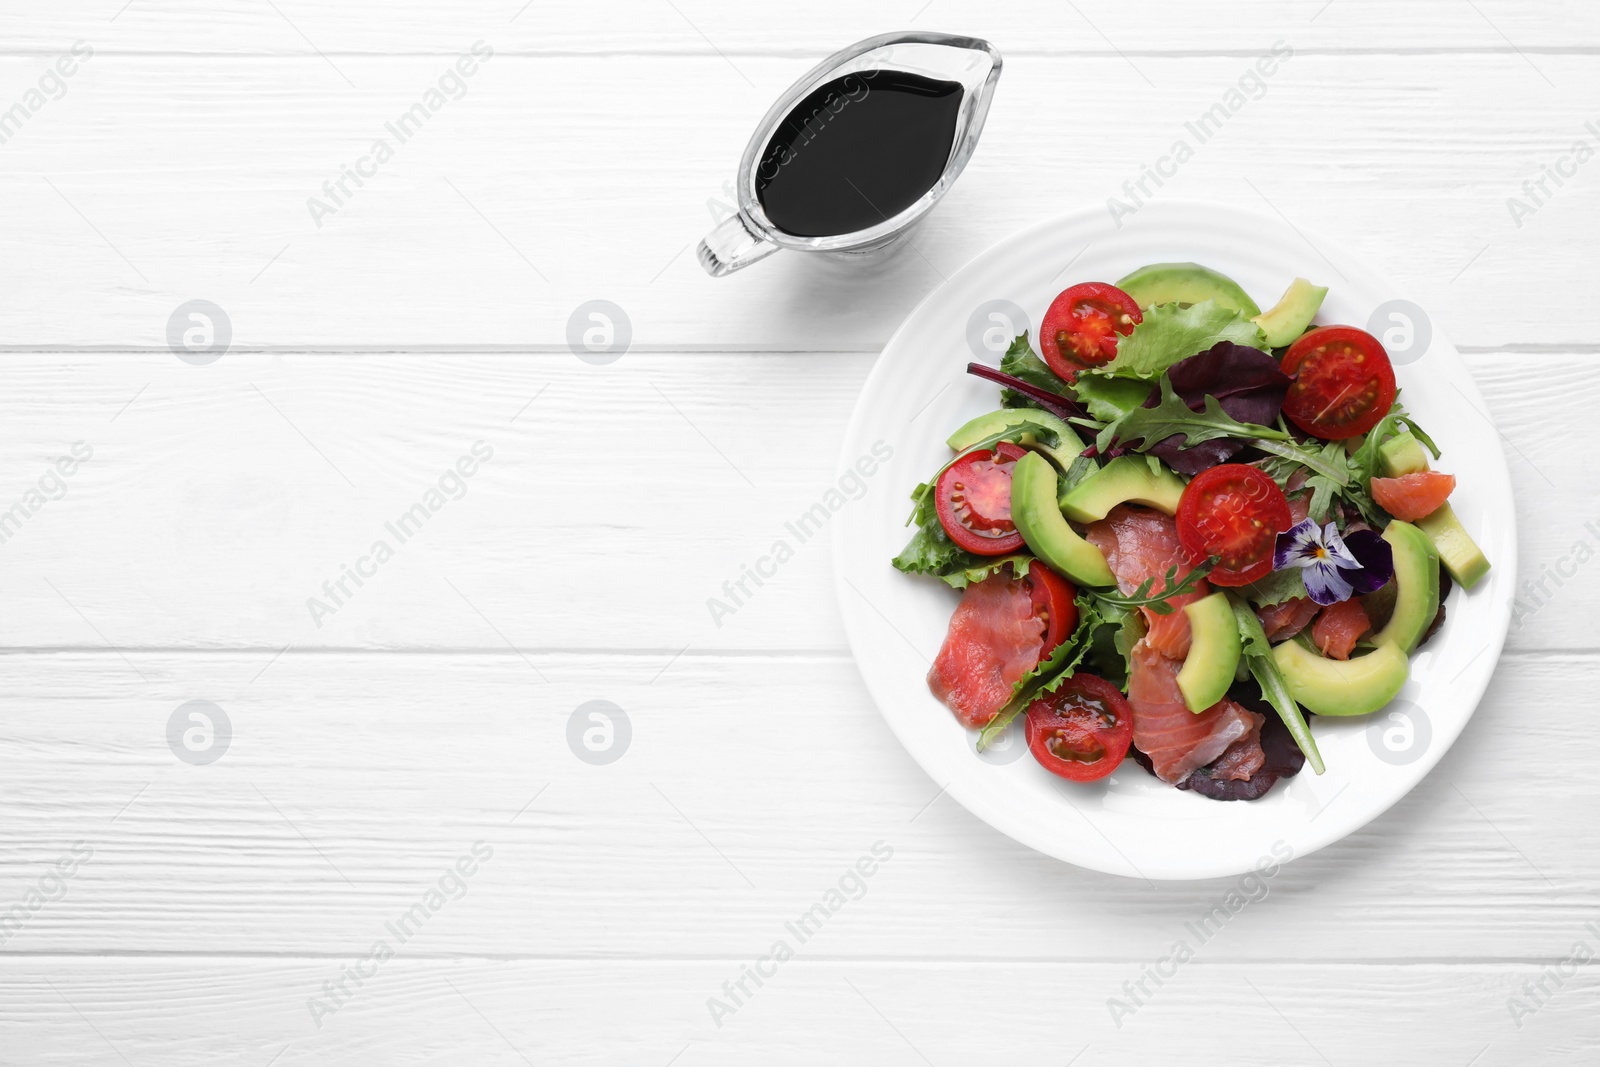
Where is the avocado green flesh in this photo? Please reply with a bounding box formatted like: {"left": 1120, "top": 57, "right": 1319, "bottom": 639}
{"left": 1378, "top": 431, "right": 1429, "bottom": 477}
{"left": 1272, "top": 639, "right": 1410, "bottom": 717}
{"left": 1375, "top": 432, "right": 1491, "bottom": 589}
{"left": 1251, "top": 277, "right": 1327, "bottom": 347}
{"left": 1115, "top": 262, "right": 1262, "bottom": 317}
{"left": 1177, "top": 593, "right": 1243, "bottom": 713}
{"left": 1059, "top": 455, "right": 1187, "bottom": 523}
{"left": 947, "top": 407, "right": 1084, "bottom": 472}
{"left": 1368, "top": 521, "right": 1439, "bottom": 653}
{"left": 1009, "top": 452, "right": 1115, "bottom": 587}
{"left": 1418, "top": 504, "right": 1492, "bottom": 589}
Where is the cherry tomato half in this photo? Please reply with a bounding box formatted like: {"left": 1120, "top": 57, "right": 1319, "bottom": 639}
{"left": 1281, "top": 325, "right": 1397, "bottom": 440}
{"left": 934, "top": 442, "right": 1028, "bottom": 556}
{"left": 1025, "top": 673, "right": 1133, "bottom": 782}
{"left": 1039, "top": 282, "right": 1142, "bottom": 381}
{"left": 1026, "top": 562, "right": 1079, "bottom": 659}
{"left": 1175, "top": 463, "right": 1293, "bottom": 586}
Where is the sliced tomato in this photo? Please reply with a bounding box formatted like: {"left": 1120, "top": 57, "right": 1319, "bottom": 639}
{"left": 1024, "top": 673, "right": 1133, "bottom": 782}
{"left": 1039, "top": 282, "right": 1142, "bottom": 381}
{"left": 1175, "top": 463, "right": 1293, "bottom": 586}
{"left": 1281, "top": 326, "right": 1397, "bottom": 440}
{"left": 1371, "top": 471, "right": 1455, "bottom": 522}
{"left": 933, "top": 441, "right": 1029, "bottom": 556}
{"left": 1026, "top": 562, "right": 1078, "bottom": 658}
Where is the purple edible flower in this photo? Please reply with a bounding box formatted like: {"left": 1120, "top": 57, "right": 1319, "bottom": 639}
{"left": 1273, "top": 519, "right": 1365, "bottom": 606}
{"left": 1337, "top": 528, "right": 1394, "bottom": 595}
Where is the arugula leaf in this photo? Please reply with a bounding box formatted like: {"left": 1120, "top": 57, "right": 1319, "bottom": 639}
{"left": 1071, "top": 374, "right": 1151, "bottom": 423}
{"left": 1303, "top": 440, "right": 1350, "bottom": 523}
{"left": 1229, "top": 595, "right": 1324, "bottom": 774}
{"left": 1239, "top": 566, "right": 1309, "bottom": 607}
{"left": 1345, "top": 397, "right": 1440, "bottom": 524}
{"left": 977, "top": 593, "right": 1103, "bottom": 751}
{"left": 1089, "top": 558, "right": 1215, "bottom": 616}
{"left": 1091, "top": 300, "right": 1266, "bottom": 380}
{"left": 1087, "top": 377, "right": 1260, "bottom": 453}
{"left": 1084, "top": 378, "right": 1350, "bottom": 485}
{"left": 906, "top": 481, "right": 937, "bottom": 528}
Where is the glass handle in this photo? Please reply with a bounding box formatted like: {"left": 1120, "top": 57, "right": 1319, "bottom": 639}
{"left": 697, "top": 214, "right": 779, "bottom": 277}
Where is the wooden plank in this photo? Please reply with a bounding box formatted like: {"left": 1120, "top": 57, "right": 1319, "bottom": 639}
{"left": 6, "top": 1, "right": 1600, "bottom": 54}
{"left": 0, "top": 957, "right": 1595, "bottom": 1066}
{"left": 0, "top": 649, "right": 1593, "bottom": 959}
{"left": 0, "top": 350, "right": 1582, "bottom": 652}
{"left": 0, "top": 54, "right": 1593, "bottom": 348}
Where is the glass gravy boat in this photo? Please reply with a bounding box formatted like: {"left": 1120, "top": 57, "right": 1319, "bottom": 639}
{"left": 698, "top": 31, "right": 1002, "bottom": 277}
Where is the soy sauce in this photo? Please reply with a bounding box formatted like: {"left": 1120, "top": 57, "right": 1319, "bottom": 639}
{"left": 754, "top": 70, "right": 963, "bottom": 238}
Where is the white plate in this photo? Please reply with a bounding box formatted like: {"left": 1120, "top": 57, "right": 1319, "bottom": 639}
{"left": 831, "top": 200, "right": 1516, "bottom": 880}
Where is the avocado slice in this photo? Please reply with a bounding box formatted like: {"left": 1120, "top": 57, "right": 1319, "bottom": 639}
{"left": 1176, "top": 593, "right": 1242, "bottom": 713}
{"left": 1009, "top": 451, "right": 1116, "bottom": 587}
{"left": 1251, "top": 277, "right": 1327, "bottom": 348}
{"left": 1376, "top": 431, "right": 1491, "bottom": 589}
{"left": 1272, "top": 639, "right": 1410, "bottom": 717}
{"left": 1059, "top": 455, "right": 1187, "bottom": 523}
{"left": 1416, "top": 506, "right": 1491, "bottom": 590}
{"left": 1377, "top": 431, "right": 1429, "bottom": 477}
{"left": 947, "top": 407, "right": 1085, "bottom": 472}
{"left": 1368, "top": 522, "right": 1440, "bottom": 652}
{"left": 1114, "top": 262, "right": 1262, "bottom": 317}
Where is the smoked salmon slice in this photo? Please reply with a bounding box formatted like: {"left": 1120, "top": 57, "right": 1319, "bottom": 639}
{"left": 1312, "top": 597, "right": 1371, "bottom": 661}
{"left": 927, "top": 573, "right": 1046, "bottom": 728}
{"left": 1257, "top": 596, "right": 1319, "bottom": 642}
{"left": 1085, "top": 504, "right": 1210, "bottom": 658}
{"left": 1126, "top": 640, "right": 1260, "bottom": 784}
{"left": 1371, "top": 471, "right": 1455, "bottom": 522}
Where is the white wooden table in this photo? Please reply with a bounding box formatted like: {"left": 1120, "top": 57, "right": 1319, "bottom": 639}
{"left": 1, "top": 3, "right": 1597, "bottom": 1063}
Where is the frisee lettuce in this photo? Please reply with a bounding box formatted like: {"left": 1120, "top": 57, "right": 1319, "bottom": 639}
{"left": 941, "top": 555, "right": 1033, "bottom": 591}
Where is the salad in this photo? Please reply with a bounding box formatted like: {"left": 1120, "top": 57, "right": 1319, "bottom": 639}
{"left": 893, "top": 263, "right": 1490, "bottom": 800}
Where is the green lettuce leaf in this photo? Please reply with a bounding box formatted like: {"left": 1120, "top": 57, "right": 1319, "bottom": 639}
{"left": 940, "top": 555, "right": 1032, "bottom": 591}
{"left": 1091, "top": 300, "right": 1266, "bottom": 381}
{"left": 1083, "top": 599, "right": 1143, "bottom": 692}
{"left": 998, "top": 332, "right": 1071, "bottom": 406}
{"left": 1239, "top": 567, "right": 1309, "bottom": 607}
{"left": 1071, "top": 375, "right": 1151, "bottom": 423}
{"left": 1345, "top": 396, "right": 1440, "bottom": 524}
{"left": 977, "top": 593, "right": 1104, "bottom": 751}
{"left": 1089, "top": 378, "right": 1349, "bottom": 485}
{"left": 1229, "top": 595, "right": 1324, "bottom": 774}
{"left": 890, "top": 521, "right": 965, "bottom": 578}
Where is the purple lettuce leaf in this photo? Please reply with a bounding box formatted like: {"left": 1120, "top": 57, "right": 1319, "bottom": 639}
{"left": 1138, "top": 342, "right": 1290, "bottom": 475}
{"left": 965, "top": 363, "right": 1088, "bottom": 422}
